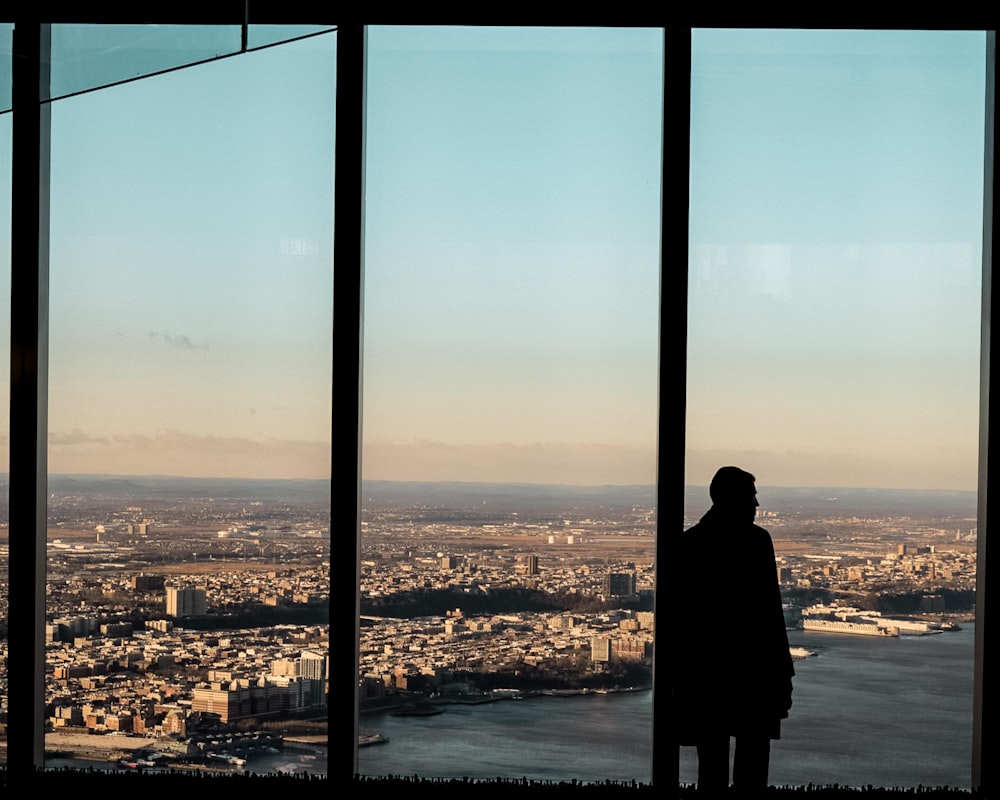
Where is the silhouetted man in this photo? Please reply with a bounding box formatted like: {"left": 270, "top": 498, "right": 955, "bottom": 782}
{"left": 669, "top": 466, "right": 794, "bottom": 791}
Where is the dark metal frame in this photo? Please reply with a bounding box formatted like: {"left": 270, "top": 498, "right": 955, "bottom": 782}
{"left": 4, "top": 11, "right": 996, "bottom": 791}
{"left": 975, "top": 30, "right": 996, "bottom": 794}
{"left": 8, "top": 19, "right": 51, "bottom": 776}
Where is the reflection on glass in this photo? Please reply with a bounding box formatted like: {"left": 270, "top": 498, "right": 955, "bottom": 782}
{"left": 50, "top": 25, "right": 242, "bottom": 100}
{"left": 358, "top": 26, "right": 662, "bottom": 781}
{"left": 46, "top": 33, "right": 333, "bottom": 772}
{"left": 247, "top": 25, "right": 335, "bottom": 51}
{"left": 687, "top": 29, "right": 984, "bottom": 789}
{"left": 0, "top": 23, "right": 11, "bottom": 113}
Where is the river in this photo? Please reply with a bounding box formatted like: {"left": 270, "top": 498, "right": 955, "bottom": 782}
{"left": 357, "top": 622, "right": 976, "bottom": 788}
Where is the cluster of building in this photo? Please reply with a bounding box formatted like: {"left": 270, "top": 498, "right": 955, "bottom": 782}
{"left": 778, "top": 542, "right": 977, "bottom": 597}
{"left": 48, "top": 561, "right": 330, "bottom": 611}
{"left": 360, "top": 511, "right": 978, "bottom": 703}
{"left": 0, "top": 566, "right": 332, "bottom": 742}
{"left": 42, "top": 621, "right": 328, "bottom": 736}
{"left": 360, "top": 539, "right": 656, "bottom": 699}
{"left": 360, "top": 607, "right": 654, "bottom": 699}
{"left": 362, "top": 547, "right": 654, "bottom": 605}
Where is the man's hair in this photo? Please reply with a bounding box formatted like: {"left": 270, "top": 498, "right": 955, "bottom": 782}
{"left": 709, "top": 466, "right": 756, "bottom": 505}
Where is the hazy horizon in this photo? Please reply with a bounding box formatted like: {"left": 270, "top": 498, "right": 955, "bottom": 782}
{"left": 0, "top": 469, "right": 978, "bottom": 496}
{"left": 361, "top": 475, "right": 977, "bottom": 495}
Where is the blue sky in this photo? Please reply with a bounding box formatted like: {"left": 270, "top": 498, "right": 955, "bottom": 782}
{"left": 0, "top": 26, "right": 986, "bottom": 488}
{"left": 41, "top": 32, "right": 335, "bottom": 479}
{"left": 686, "top": 29, "right": 985, "bottom": 490}
{"left": 361, "top": 26, "right": 663, "bottom": 485}
{"left": 363, "top": 27, "right": 986, "bottom": 490}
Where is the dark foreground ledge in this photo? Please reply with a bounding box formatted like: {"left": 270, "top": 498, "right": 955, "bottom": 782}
{"left": 353, "top": 777, "right": 979, "bottom": 797}
{"left": 0, "top": 770, "right": 985, "bottom": 796}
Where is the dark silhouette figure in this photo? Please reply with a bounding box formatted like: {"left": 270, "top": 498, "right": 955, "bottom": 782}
{"left": 668, "top": 466, "right": 794, "bottom": 791}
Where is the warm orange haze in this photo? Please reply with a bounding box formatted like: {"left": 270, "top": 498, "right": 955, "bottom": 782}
{"left": 46, "top": 434, "right": 332, "bottom": 482}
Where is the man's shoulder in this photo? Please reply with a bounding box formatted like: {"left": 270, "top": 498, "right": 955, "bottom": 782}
{"left": 747, "top": 522, "right": 774, "bottom": 544}
{"left": 683, "top": 519, "right": 773, "bottom": 549}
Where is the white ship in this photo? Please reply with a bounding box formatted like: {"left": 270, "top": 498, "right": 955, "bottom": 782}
{"left": 358, "top": 730, "right": 390, "bottom": 748}
{"left": 885, "top": 618, "right": 944, "bottom": 635}
{"left": 800, "top": 604, "right": 899, "bottom": 637}
{"left": 802, "top": 618, "right": 899, "bottom": 637}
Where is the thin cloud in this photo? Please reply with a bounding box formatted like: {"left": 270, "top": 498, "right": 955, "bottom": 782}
{"left": 49, "top": 429, "right": 110, "bottom": 446}
{"left": 47, "top": 428, "right": 329, "bottom": 480}
{"left": 148, "top": 331, "right": 209, "bottom": 351}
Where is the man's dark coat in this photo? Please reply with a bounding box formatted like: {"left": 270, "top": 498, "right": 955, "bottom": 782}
{"left": 667, "top": 506, "right": 794, "bottom": 744}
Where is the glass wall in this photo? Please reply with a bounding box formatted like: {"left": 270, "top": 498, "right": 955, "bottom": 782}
{"left": 0, "top": 18, "right": 991, "bottom": 786}
{"left": 357, "top": 26, "right": 662, "bottom": 781}
{"left": 44, "top": 28, "right": 334, "bottom": 771}
{"left": 686, "top": 29, "right": 985, "bottom": 788}
{"left": 49, "top": 25, "right": 242, "bottom": 99}
{"left": 46, "top": 23, "right": 336, "bottom": 102}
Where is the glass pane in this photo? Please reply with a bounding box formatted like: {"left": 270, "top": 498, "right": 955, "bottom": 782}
{"left": 0, "top": 23, "right": 11, "bottom": 113}
{"left": 359, "top": 26, "right": 662, "bottom": 782}
{"left": 46, "top": 32, "right": 333, "bottom": 773}
{"left": 687, "top": 29, "right": 984, "bottom": 789}
{"left": 50, "top": 25, "right": 242, "bottom": 100}
{"left": 247, "top": 26, "right": 335, "bottom": 50}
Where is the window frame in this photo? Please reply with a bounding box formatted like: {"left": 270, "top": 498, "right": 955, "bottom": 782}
{"left": 6, "top": 7, "right": 341, "bottom": 776}
{"left": 3, "top": 11, "right": 995, "bottom": 792}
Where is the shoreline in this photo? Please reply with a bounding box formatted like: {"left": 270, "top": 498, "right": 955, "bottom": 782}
{"left": 361, "top": 684, "right": 652, "bottom": 715}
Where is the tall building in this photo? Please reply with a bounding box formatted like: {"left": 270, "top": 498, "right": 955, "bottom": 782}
{"left": 300, "top": 650, "right": 327, "bottom": 681}
{"left": 165, "top": 586, "right": 207, "bottom": 617}
{"left": 591, "top": 636, "right": 611, "bottom": 663}
{"left": 131, "top": 574, "right": 165, "bottom": 591}
{"left": 516, "top": 554, "right": 539, "bottom": 575}
{"left": 604, "top": 572, "right": 637, "bottom": 598}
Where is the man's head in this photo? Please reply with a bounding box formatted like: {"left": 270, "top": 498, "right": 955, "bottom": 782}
{"left": 709, "top": 466, "right": 759, "bottom": 521}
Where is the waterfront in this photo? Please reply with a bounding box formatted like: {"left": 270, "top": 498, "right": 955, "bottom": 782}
{"left": 44, "top": 744, "right": 327, "bottom": 777}
{"left": 45, "top": 740, "right": 327, "bottom": 777}
{"left": 358, "top": 623, "right": 975, "bottom": 788}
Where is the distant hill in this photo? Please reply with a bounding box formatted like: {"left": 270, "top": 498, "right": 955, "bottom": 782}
{"left": 0, "top": 475, "right": 976, "bottom": 518}
{"left": 0, "top": 473, "right": 330, "bottom": 504}
{"left": 365, "top": 480, "right": 976, "bottom": 519}
{"left": 731, "top": 485, "right": 977, "bottom": 518}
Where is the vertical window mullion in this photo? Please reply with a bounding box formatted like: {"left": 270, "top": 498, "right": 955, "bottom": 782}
{"left": 336, "top": 21, "right": 365, "bottom": 781}
{"left": 8, "top": 19, "right": 50, "bottom": 775}
{"left": 973, "top": 29, "right": 996, "bottom": 795}
{"left": 654, "top": 23, "right": 691, "bottom": 789}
